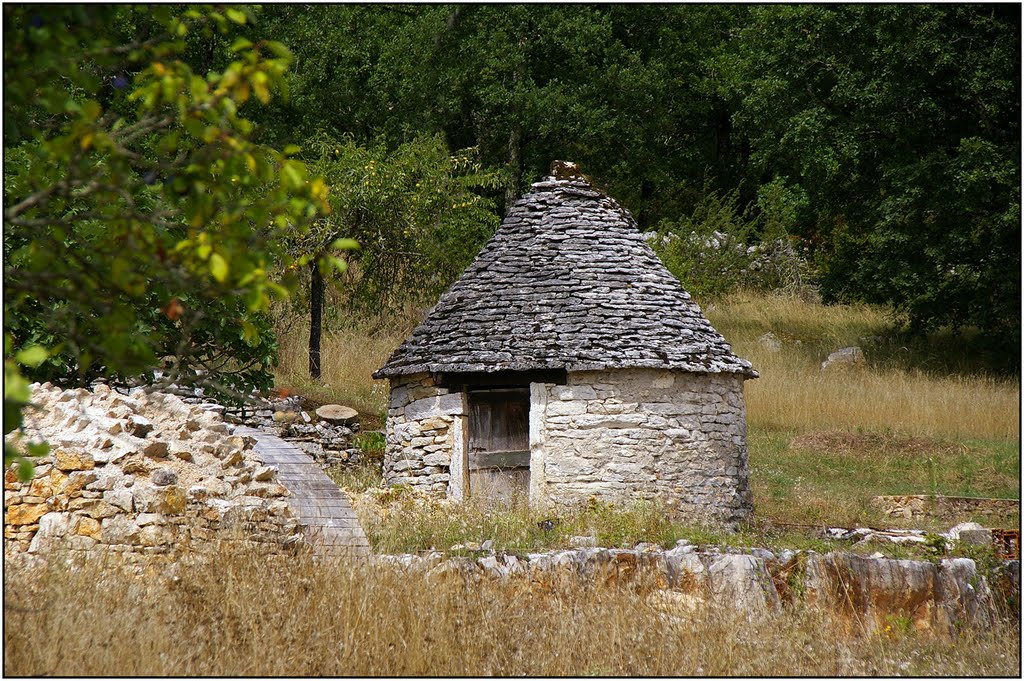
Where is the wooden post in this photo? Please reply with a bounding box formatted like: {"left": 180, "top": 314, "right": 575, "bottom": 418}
{"left": 309, "top": 261, "right": 324, "bottom": 379}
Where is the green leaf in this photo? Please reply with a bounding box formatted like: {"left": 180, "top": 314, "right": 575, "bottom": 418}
{"left": 209, "top": 253, "right": 229, "bottom": 283}
{"left": 240, "top": 319, "right": 258, "bottom": 345}
{"left": 15, "top": 346, "right": 48, "bottom": 368}
{"left": 225, "top": 8, "right": 247, "bottom": 24}
{"left": 281, "top": 160, "right": 306, "bottom": 192}
{"left": 230, "top": 37, "right": 253, "bottom": 53}
{"left": 13, "top": 457, "right": 34, "bottom": 483}
{"left": 331, "top": 238, "right": 360, "bottom": 250}
{"left": 329, "top": 256, "right": 348, "bottom": 274}
{"left": 26, "top": 441, "right": 50, "bottom": 457}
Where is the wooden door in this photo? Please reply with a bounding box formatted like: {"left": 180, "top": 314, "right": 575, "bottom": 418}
{"left": 467, "top": 388, "right": 530, "bottom": 505}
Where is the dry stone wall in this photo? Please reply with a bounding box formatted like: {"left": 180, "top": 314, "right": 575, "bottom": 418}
{"left": 873, "top": 494, "right": 1020, "bottom": 521}
{"left": 4, "top": 383, "right": 304, "bottom": 562}
{"left": 382, "top": 374, "right": 462, "bottom": 494}
{"left": 533, "top": 369, "right": 751, "bottom": 524}
{"left": 372, "top": 544, "right": 1014, "bottom": 635}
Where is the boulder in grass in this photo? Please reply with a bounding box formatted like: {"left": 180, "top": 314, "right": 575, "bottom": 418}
{"left": 821, "top": 346, "right": 864, "bottom": 370}
{"left": 315, "top": 404, "right": 359, "bottom": 425}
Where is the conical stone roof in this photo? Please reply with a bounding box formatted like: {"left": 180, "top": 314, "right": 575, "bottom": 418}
{"left": 374, "top": 163, "right": 757, "bottom": 380}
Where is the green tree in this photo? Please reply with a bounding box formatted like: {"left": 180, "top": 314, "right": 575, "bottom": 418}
{"left": 3, "top": 5, "right": 329, "bottom": 475}
{"left": 715, "top": 5, "right": 1020, "bottom": 342}
{"left": 295, "top": 133, "right": 501, "bottom": 376}
{"left": 253, "top": 5, "right": 738, "bottom": 226}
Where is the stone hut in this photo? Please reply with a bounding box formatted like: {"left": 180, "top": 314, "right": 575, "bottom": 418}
{"left": 373, "top": 162, "right": 757, "bottom": 524}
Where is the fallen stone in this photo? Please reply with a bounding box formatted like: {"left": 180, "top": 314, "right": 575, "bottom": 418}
{"left": 821, "top": 346, "right": 864, "bottom": 370}
{"left": 126, "top": 415, "right": 154, "bottom": 438}
{"left": 151, "top": 468, "right": 178, "bottom": 487}
{"left": 142, "top": 441, "right": 169, "bottom": 458}
{"left": 253, "top": 465, "right": 276, "bottom": 482}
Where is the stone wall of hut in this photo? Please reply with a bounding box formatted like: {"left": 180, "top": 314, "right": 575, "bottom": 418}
{"left": 382, "top": 374, "right": 465, "bottom": 497}
{"left": 529, "top": 369, "right": 752, "bottom": 525}
{"left": 382, "top": 368, "right": 752, "bottom": 525}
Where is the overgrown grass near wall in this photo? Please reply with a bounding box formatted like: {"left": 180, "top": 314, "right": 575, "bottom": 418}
{"left": 5, "top": 550, "right": 1019, "bottom": 676}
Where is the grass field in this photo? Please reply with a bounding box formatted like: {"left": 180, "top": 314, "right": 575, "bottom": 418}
{"left": 4, "top": 549, "right": 1019, "bottom": 677}
{"left": 276, "top": 291, "right": 1019, "bottom": 539}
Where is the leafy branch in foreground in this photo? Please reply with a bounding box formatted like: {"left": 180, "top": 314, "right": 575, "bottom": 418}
{"left": 3, "top": 5, "right": 330, "bottom": 473}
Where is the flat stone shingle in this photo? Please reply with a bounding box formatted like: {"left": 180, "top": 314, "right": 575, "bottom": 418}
{"left": 374, "top": 169, "right": 757, "bottom": 380}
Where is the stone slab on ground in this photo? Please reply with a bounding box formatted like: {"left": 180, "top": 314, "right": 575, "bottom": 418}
{"left": 234, "top": 426, "right": 370, "bottom": 557}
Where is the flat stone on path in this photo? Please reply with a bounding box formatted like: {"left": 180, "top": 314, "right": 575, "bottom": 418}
{"left": 233, "top": 426, "right": 369, "bottom": 557}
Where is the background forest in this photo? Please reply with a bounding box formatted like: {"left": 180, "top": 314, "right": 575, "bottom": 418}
{"left": 3, "top": 4, "right": 1020, "bottom": 449}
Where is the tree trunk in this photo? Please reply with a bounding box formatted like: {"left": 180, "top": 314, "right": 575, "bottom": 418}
{"left": 309, "top": 261, "right": 324, "bottom": 379}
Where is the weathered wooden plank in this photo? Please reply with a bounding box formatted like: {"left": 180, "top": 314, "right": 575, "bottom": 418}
{"left": 468, "top": 449, "right": 530, "bottom": 470}
{"left": 468, "top": 388, "right": 529, "bottom": 455}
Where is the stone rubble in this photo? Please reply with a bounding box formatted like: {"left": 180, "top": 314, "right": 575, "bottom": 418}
{"left": 5, "top": 383, "right": 306, "bottom": 562}
{"left": 159, "top": 382, "right": 370, "bottom": 471}
{"left": 872, "top": 493, "right": 1019, "bottom": 521}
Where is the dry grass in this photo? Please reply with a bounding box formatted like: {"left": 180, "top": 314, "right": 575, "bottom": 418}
{"left": 274, "top": 312, "right": 413, "bottom": 422}
{"left": 706, "top": 292, "right": 1019, "bottom": 441}
{"left": 4, "top": 548, "right": 1019, "bottom": 676}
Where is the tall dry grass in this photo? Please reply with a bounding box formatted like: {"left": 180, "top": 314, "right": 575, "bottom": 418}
{"left": 4, "top": 549, "right": 1018, "bottom": 676}
{"left": 274, "top": 314, "right": 414, "bottom": 420}
{"left": 706, "top": 292, "right": 1019, "bottom": 441}
{"left": 274, "top": 291, "right": 1019, "bottom": 441}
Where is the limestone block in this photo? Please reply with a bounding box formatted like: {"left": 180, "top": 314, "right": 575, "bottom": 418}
{"left": 420, "top": 417, "right": 449, "bottom": 430}
{"left": 546, "top": 400, "right": 588, "bottom": 416}
{"left": 139, "top": 523, "right": 177, "bottom": 547}
{"left": 405, "top": 393, "right": 464, "bottom": 421}
{"left": 54, "top": 449, "right": 95, "bottom": 471}
{"left": 133, "top": 484, "right": 187, "bottom": 515}
{"left": 73, "top": 516, "right": 102, "bottom": 539}
{"left": 5, "top": 503, "right": 49, "bottom": 526}
{"left": 27, "top": 477, "right": 54, "bottom": 499}
{"left": 706, "top": 554, "right": 780, "bottom": 616}
{"left": 67, "top": 498, "right": 120, "bottom": 519}
{"left": 391, "top": 459, "right": 422, "bottom": 473}
{"left": 100, "top": 516, "right": 141, "bottom": 545}
{"left": 571, "top": 414, "right": 648, "bottom": 429}
{"left": 28, "top": 514, "right": 66, "bottom": 547}
{"left": 85, "top": 468, "right": 121, "bottom": 492}
{"left": 423, "top": 452, "right": 450, "bottom": 467}
{"left": 151, "top": 468, "right": 178, "bottom": 487}
{"left": 66, "top": 535, "right": 98, "bottom": 551}
{"left": 804, "top": 553, "right": 939, "bottom": 633}
{"left": 103, "top": 488, "right": 133, "bottom": 512}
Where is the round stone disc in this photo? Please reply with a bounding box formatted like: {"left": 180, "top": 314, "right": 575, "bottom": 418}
{"left": 315, "top": 404, "right": 359, "bottom": 424}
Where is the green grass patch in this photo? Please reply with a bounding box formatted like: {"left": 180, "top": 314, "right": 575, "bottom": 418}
{"left": 749, "top": 426, "right": 1020, "bottom": 531}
